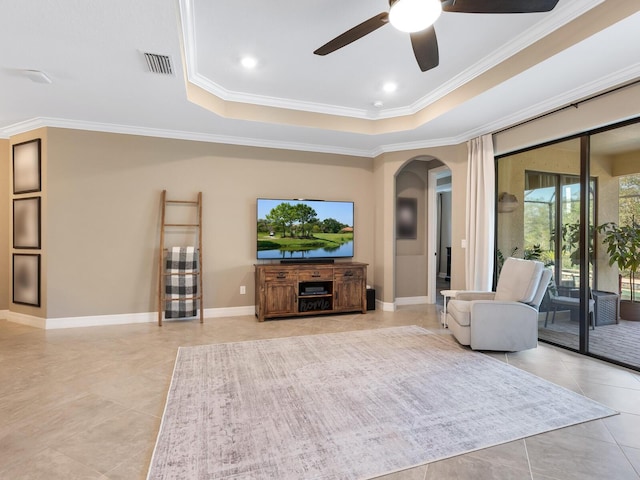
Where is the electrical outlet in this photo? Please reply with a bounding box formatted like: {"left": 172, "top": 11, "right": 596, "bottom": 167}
{"left": 240, "top": 285, "right": 246, "bottom": 295}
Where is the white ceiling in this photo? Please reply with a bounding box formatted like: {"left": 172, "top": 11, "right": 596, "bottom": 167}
{"left": 1, "top": 0, "right": 639, "bottom": 157}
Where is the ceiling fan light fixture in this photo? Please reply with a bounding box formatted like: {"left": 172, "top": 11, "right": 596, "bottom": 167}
{"left": 389, "top": 0, "right": 442, "bottom": 33}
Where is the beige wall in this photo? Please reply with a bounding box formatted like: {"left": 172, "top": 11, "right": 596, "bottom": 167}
{"left": 3, "top": 84, "right": 635, "bottom": 322}
{"left": 0, "top": 139, "right": 9, "bottom": 311}
{"left": 396, "top": 166, "right": 427, "bottom": 298}
{"left": 43, "top": 128, "right": 374, "bottom": 319}
{"left": 373, "top": 145, "right": 468, "bottom": 304}
{"left": 612, "top": 151, "right": 640, "bottom": 177}
{"left": 394, "top": 159, "right": 450, "bottom": 300}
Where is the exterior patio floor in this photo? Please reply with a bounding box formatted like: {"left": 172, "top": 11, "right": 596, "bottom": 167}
{"left": 539, "top": 314, "right": 640, "bottom": 369}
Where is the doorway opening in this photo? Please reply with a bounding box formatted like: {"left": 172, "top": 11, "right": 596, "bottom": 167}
{"left": 429, "top": 166, "right": 452, "bottom": 306}
{"left": 394, "top": 159, "right": 451, "bottom": 307}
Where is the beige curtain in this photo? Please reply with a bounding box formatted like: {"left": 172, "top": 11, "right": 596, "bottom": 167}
{"left": 465, "top": 134, "right": 495, "bottom": 290}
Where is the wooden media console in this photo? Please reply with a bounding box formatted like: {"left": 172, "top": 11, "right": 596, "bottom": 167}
{"left": 254, "top": 262, "right": 367, "bottom": 321}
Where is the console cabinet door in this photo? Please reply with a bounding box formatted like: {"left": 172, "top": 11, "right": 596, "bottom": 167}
{"left": 334, "top": 267, "right": 364, "bottom": 312}
{"left": 264, "top": 282, "right": 296, "bottom": 317}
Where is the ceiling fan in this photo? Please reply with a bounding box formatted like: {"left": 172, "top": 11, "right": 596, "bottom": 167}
{"left": 314, "top": 0, "right": 560, "bottom": 72}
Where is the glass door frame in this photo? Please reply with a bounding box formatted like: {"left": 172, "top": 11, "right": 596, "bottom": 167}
{"left": 495, "top": 116, "right": 640, "bottom": 372}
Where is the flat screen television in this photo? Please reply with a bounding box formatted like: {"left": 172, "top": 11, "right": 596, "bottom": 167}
{"left": 257, "top": 198, "right": 354, "bottom": 260}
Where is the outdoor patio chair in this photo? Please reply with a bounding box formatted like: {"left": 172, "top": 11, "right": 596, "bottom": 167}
{"left": 545, "top": 283, "right": 595, "bottom": 330}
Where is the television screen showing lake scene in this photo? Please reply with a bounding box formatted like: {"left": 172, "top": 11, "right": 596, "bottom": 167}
{"left": 257, "top": 199, "right": 354, "bottom": 259}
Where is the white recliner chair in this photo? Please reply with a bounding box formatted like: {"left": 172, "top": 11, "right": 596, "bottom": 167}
{"left": 446, "top": 257, "right": 552, "bottom": 351}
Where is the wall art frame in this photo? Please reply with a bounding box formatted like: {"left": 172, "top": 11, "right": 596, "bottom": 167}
{"left": 13, "top": 196, "right": 41, "bottom": 249}
{"left": 12, "top": 138, "right": 41, "bottom": 194}
{"left": 396, "top": 197, "right": 418, "bottom": 239}
{"left": 12, "top": 253, "right": 41, "bottom": 307}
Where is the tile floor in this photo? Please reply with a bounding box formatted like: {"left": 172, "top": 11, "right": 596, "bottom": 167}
{"left": 1, "top": 305, "right": 639, "bottom": 479}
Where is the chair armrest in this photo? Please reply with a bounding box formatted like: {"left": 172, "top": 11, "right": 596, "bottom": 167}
{"left": 469, "top": 300, "right": 538, "bottom": 351}
{"left": 470, "top": 300, "right": 538, "bottom": 331}
{"left": 470, "top": 300, "right": 536, "bottom": 316}
{"left": 455, "top": 291, "right": 496, "bottom": 301}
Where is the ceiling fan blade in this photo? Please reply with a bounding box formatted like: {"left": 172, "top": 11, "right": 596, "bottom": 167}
{"left": 410, "top": 26, "right": 439, "bottom": 72}
{"left": 314, "top": 12, "right": 389, "bottom": 56}
{"left": 442, "top": 0, "right": 559, "bottom": 14}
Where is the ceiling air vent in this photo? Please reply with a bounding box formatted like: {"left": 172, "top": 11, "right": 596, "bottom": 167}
{"left": 144, "top": 53, "right": 173, "bottom": 75}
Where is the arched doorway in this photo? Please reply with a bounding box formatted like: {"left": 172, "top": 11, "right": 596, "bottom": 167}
{"left": 395, "top": 158, "right": 451, "bottom": 306}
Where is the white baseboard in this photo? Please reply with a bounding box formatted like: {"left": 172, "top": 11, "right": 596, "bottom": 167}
{"left": 6, "top": 305, "right": 257, "bottom": 330}
{"left": 5, "top": 311, "right": 47, "bottom": 329}
{"left": 395, "top": 296, "right": 429, "bottom": 306}
{"left": 46, "top": 311, "right": 157, "bottom": 329}
{"left": 204, "top": 305, "right": 255, "bottom": 318}
{"left": 378, "top": 299, "right": 396, "bottom": 311}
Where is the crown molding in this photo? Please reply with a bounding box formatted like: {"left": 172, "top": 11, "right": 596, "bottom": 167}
{"left": 178, "top": 0, "right": 603, "bottom": 120}
{"left": 2, "top": 60, "right": 635, "bottom": 158}
{"left": 0, "top": 117, "right": 376, "bottom": 157}
{"left": 188, "top": 73, "right": 375, "bottom": 119}
{"left": 1, "top": 115, "right": 474, "bottom": 157}
{"left": 0, "top": 116, "right": 469, "bottom": 157}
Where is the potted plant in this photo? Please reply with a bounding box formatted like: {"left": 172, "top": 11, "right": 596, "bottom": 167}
{"left": 558, "top": 222, "right": 596, "bottom": 267}
{"left": 597, "top": 218, "right": 640, "bottom": 321}
{"left": 496, "top": 244, "right": 552, "bottom": 273}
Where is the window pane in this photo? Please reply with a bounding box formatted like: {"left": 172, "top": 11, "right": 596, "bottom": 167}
{"left": 497, "top": 139, "right": 582, "bottom": 350}
{"left": 589, "top": 122, "right": 640, "bottom": 368}
{"left": 497, "top": 119, "right": 640, "bottom": 370}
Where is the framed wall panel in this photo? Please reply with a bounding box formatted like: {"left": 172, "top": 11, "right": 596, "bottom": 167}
{"left": 397, "top": 197, "right": 418, "bottom": 239}
{"left": 13, "top": 197, "right": 41, "bottom": 249}
{"left": 12, "top": 138, "right": 41, "bottom": 194}
{"left": 13, "top": 254, "right": 41, "bottom": 307}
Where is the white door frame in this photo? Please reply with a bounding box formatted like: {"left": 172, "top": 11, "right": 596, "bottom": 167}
{"left": 428, "top": 166, "right": 451, "bottom": 303}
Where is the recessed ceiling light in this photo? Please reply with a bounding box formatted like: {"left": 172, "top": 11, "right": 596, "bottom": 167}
{"left": 373, "top": 100, "right": 384, "bottom": 108}
{"left": 241, "top": 57, "right": 257, "bottom": 69}
{"left": 383, "top": 82, "right": 397, "bottom": 93}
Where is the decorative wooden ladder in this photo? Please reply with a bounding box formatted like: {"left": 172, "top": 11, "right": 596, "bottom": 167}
{"left": 158, "top": 190, "right": 203, "bottom": 326}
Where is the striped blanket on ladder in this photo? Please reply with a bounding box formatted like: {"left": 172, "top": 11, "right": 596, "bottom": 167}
{"left": 165, "top": 246, "right": 198, "bottom": 318}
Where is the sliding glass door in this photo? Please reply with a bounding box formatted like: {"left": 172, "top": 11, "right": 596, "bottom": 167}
{"left": 496, "top": 118, "right": 640, "bottom": 370}
{"left": 588, "top": 122, "right": 640, "bottom": 368}
{"left": 497, "top": 139, "right": 586, "bottom": 350}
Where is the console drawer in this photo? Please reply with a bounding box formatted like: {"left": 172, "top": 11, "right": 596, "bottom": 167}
{"left": 264, "top": 270, "right": 296, "bottom": 282}
{"left": 334, "top": 268, "right": 364, "bottom": 280}
{"left": 298, "top": 268, "right": 333, "bottom": 282}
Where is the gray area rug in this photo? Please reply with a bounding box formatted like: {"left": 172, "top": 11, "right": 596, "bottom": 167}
{"left": 147, "top": 326, "right": 617, "bottom": 479}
